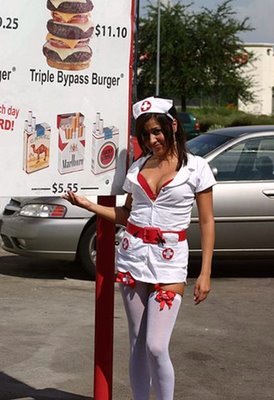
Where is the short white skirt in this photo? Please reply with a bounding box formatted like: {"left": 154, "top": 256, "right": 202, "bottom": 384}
{"left": 116, "top": 231, "right": 189, "bottom": 284}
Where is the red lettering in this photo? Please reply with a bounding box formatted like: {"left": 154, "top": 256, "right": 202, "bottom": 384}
{"left": 0, "top": 119, "right": 14, "bottom": 131}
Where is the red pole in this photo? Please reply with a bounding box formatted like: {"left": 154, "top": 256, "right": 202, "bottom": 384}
{"left": 94, "top": 195, "right": 116, "bottom": 400}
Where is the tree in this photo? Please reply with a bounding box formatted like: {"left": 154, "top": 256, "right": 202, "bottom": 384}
{"left": 137, "top": 0, "right": 255, "bottom": 110}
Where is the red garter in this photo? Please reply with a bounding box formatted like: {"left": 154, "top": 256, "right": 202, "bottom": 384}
{"left": 115, "top": 271, "right": 136, "bottom": 288}
{"left": 115, "top": 275, "right": 176, "bottom": 310}
{"left": 154, "top": 284, "right": 176, "bottom": 310}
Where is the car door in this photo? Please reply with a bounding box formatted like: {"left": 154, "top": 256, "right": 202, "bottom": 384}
{"left": 189, "top": 134, "right": 274, "bottom": 255}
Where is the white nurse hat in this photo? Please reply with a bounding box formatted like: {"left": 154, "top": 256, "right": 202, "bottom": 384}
{"left": 133, "top": 96, "right": 174, "bottom": 120}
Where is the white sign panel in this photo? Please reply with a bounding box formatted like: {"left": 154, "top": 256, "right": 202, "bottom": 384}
{"left": 0, "top": 0, "right": 134, "bottom": 196}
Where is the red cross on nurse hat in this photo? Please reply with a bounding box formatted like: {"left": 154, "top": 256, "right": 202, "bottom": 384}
{"left": 133, "top": 96, "right": 174, "bottom": 120}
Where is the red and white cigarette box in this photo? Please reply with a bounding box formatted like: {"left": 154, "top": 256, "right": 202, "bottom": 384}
{"left": 57, "top": 112, "right": 85, "bottom": 174}
{"left": 91, "top": 112, "right": 119, "bottom": 175}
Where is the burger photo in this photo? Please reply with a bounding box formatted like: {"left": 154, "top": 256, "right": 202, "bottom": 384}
{"left": 43, "top": 0, "right": 94, "bottom": 71}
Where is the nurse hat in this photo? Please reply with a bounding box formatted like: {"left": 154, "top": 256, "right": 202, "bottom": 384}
{"left": 133, "top": 96, "right": 174, "bottom": 120}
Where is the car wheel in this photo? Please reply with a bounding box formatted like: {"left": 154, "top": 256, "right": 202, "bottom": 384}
{"left": 78, "top": 221, "right": 125, "bottom": 278}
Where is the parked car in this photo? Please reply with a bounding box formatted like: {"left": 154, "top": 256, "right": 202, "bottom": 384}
{"left": 187, "top": 125, "right": 274, "bottom": 257}
{"left": 0, "top": 195, "right": 125, "bottom": 279}
{"left": 1, "top": 125, "right": 274, "bottom": 277}
{"left": 177, "top": 111, "right": 200, "bottom": 139}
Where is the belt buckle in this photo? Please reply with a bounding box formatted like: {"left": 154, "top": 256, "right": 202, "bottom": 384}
{"left": 143, "top": 227, "right": 162, "bottom": 244}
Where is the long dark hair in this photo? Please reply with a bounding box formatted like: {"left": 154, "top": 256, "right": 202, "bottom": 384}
{"left": 135, "top": 105, "right": 188, "bottom": 170}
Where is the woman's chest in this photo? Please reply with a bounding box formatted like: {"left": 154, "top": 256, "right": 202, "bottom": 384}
{"left": 140, "top": 164, "right": 177, "bottom": 195}
{"left": 133, "top": 180, "right": 195, "bottom": 205}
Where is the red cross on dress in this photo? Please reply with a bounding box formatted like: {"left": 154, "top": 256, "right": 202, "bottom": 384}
{"left": 162, "top": 248, "right": 174, "bottom": 260}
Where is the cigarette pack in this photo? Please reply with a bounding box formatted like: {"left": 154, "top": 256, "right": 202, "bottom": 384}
{"left": 57, "top": 112, "right": 85, "bottom": 174}
{"left": 91, "top": 112, "right": 119, "bottom": 175}
{"left": 23, "top": 112, "right": 50, "bottom": 174}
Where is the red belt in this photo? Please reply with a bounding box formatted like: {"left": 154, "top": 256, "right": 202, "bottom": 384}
{"left": 126, "top": 221, "right": 186, "bottom": 244}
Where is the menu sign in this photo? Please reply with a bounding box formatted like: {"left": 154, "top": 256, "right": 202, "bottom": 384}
{"left": 0, "top": 0, "right": 134, "bottom": 196}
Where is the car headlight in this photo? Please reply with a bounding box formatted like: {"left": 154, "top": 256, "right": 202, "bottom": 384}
{"left": 19, "top": 204, "right": 67, "bottom": 218}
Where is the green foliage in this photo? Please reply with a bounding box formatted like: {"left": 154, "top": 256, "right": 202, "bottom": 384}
{"left": 188, "top": 107, "right": 274, "bottom": 132}
{"left": 137, "top": 0, "right": 255, "bottom": 109}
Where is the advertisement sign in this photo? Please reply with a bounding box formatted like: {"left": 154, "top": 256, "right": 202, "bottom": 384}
{"left": 0, "top": 0, "right": 134, "bottom": 196}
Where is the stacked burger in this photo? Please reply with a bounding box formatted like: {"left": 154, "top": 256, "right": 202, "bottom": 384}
{"left": 43, "top": 0, "right": 94, "bottom": 71}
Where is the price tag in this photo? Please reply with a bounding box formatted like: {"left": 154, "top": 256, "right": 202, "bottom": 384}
{"left": 52, "top": 182, "right": 79, "bottom": 195}
{"left": 95, "top": 24, "right": 128, "bottom": 38}
{"left": 0, "top": 16, "right": 19, "bottom": 30}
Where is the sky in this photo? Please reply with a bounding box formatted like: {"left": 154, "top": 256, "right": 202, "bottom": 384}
{"left": 139, "top": 0, "right": 274, "bottom": 44}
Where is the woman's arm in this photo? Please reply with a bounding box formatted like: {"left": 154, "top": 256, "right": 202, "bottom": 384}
{"left": 193, "top": 187, "right": 215, "bottom": 305}
{"left": 63, "top": 192, "right": 132, "bottom": 226}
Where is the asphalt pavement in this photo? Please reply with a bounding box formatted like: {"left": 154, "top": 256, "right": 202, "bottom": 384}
{"left": 0, "top": 247, "right": 274, "bottom": 400}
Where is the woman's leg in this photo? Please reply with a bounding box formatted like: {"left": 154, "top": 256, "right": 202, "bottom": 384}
{"left": 146, "top": 289, "right": 182, "bottom": 400}
{"left": 120, "top": 281, "right": 151, "bottom": 400}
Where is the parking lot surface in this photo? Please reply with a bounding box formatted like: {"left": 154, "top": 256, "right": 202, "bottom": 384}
{"left": 0, "top": 248, "right": 274, "bottom": 400}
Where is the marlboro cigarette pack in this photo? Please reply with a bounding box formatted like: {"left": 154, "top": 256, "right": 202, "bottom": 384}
{"left": 91, "top": 112, "right": 119, "bottom": 175}
{"left": 23, "top": 111, "right": 50, "bottom": 174}
{"left": 57, "top": 112, "right": 85, "bottom": 174}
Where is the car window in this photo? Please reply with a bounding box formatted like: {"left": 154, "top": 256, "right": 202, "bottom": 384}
{"left": 210, "top": 136, "right": 274, "bottom": 181}
{"left": 187, "top": 133, "right": 233, "bottom": 157}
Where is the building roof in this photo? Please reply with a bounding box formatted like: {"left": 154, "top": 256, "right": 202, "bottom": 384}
{"left": 244, "top": 43, "right": 274, "bottom": 48}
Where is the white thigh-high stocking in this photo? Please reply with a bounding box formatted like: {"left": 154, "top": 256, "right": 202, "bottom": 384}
{"left": 146, "top": 292, "right": 182, "bottom": 400}
{"left": 119, "top": 281, "right": 151, "bottom": 400}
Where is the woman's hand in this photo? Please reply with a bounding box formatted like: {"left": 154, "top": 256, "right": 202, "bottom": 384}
{"left": 193, "top": 274, "right": 211, "bottom": 305}
{"left": 63, "top": 191, "right": 92, "bottom": 210}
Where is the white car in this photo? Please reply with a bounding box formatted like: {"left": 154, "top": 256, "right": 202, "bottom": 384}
{"left": 0, "top": 195, "right": 126, "bottom": 278}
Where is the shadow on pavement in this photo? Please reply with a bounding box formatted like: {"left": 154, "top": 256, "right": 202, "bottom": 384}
{"left": 189, "top": 256, "right": 274, "bottom": 278}
{"left": 0, "top": 253, "right": 92, "bottom": 281}
{"left": 0, "top": 252, "right": 273, "bottom": 281}
{"left": 0, "top": 372, "right": 92, "bottom": 400}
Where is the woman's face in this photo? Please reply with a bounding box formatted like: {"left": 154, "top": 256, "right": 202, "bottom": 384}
{"left": 142, "top": 117, "right": 166, "bottom": 156}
